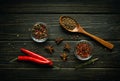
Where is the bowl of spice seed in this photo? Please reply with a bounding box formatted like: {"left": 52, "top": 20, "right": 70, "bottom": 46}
{"left": 75, "top": 40, "right": 93, "bottom": 60}
{"left": 31, "top": 22, "right": 48, "bottom": 43}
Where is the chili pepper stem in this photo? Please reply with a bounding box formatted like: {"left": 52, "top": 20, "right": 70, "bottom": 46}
{"left": 9, "top": 57, "right": 18, "bottom": 63}
{"left": 52, "top": 66, "right": 61, "bottom": 69}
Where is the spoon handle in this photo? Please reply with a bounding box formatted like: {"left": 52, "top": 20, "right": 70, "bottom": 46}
{"left": 82, "top": 31, "right": 114, "bottom": 49}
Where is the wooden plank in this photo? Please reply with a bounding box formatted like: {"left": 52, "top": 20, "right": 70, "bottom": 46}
{"left": 0, "top": 14, "right": 120, "bottom": 40}
{"left": 0, "top": 41, "right": 119, "bottom": 68}
{"left": 0, "top": 68, "right": 120, "bottom": 81}
{"left": 0, "top": 0, "right": 120, "bottom": 13}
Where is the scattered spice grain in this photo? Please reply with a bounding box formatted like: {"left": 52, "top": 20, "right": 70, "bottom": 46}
{"left": 16, "top": 34, "right": 20, "bottom": 37}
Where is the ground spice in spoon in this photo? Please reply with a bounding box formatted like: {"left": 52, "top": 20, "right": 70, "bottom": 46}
{"left": 60, "top": 16, "right": 77, "bottom": 30}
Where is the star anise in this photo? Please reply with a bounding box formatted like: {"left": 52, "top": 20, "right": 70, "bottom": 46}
{"left": 60, "top": 52, "right": 68, "bottom": 61}
{"left": 64, "top": 43, "right": 71, "bottom": 52}
{"left": 55, "top": 37, "right": 64, "bottom": 45}
{"left": 45, "top": 45, "right": 54, "bottom": 54}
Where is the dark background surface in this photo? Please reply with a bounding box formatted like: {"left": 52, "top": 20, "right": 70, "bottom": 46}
{"left": 0, "top": 0, "right": 120, "bottom": 81}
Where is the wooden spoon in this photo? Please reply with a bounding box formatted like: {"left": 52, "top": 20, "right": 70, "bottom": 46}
{"left": 59, "top": 16, "right": 114, "bottom": 49}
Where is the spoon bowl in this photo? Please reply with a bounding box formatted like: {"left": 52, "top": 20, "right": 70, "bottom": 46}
{"left": 59, "top": 16, "right": 114, "bottom": 49}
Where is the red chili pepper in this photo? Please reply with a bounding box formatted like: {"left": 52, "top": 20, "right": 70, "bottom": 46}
{"left": 18, "top": 56, "right": 51, "bottom": 65}
{"left": 20, "top": 48, "right": 50, "bottom": 62}
{"left": 19, "top": 48, "right": 53, "bottom": 66}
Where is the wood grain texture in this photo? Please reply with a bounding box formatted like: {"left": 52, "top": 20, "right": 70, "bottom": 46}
{"left": 0, "top": 41, "right": 119, "bottom": 68}
{"left": 0, "top": 14, "right": 120, "bottom": 41}
{"left": 0, "top": 0, "right": 120, "bottom": 14}
{"left": 0, "top": 68, "right": 120, "bottom": 81}
{"left": 0, "top": 0, "right": 120, "bottom": 81}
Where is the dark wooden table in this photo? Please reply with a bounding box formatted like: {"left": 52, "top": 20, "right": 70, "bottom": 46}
{"left": 0, "top": 0, "right": 120, "bottom": 81}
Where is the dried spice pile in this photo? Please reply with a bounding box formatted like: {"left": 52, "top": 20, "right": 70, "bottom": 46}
{"left": 76, "top": 42, "right": 92, "bottom": 58}
{"left": 32, "top": 23, "right": 48, "bottom": 40}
